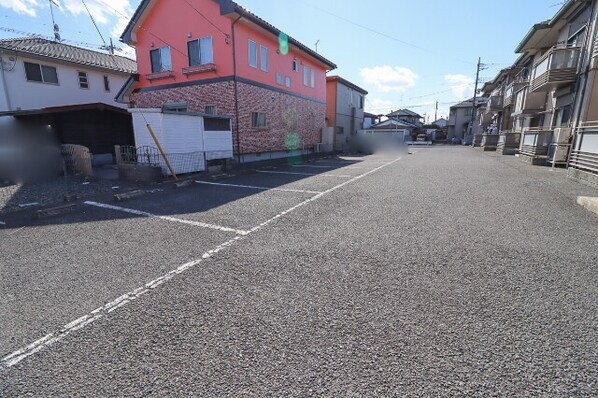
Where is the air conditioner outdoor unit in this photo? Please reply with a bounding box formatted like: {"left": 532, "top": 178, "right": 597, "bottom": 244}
{"left": 553, "top": 127, "right": 572, "bottom": 144}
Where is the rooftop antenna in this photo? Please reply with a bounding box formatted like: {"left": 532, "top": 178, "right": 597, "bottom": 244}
{"left": 49, "top": 0, "right": 61, "bottom": 41}
{"left": 315, "top": 40, "right": 320, "bottom": 52}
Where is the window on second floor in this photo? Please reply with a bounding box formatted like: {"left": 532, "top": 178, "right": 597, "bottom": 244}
{"left": 260, "top": 45, "right": 268, "bottom": 72}
{"left": 303, "top": 66, "right": 309, "bottom": 86}
{"left": 103, "top": 76, "right": 110, "bottom": 91}
{"left": 248, "top": 40, "right": 257, "bottom": 68}
{"left": 150, "top": 46, "right": 172, "bottom": 73}
{"left": 24, "top": 62, "right": 58, "bottom": 84}
{"left": 188, "top": 36, "right": 213, "bottom": 66}
{"left": 359, "top": 95, "right": 364, "bottom": 109}
{"left": 310, "top": 69, "right": 315, "bottom": 88}
{"left": 293, "top": 60, "right": 299, "bottom": 72}
{"left": 78, "top": 72, "right": 89, "bottom": 89}
{"left": 285, "top": 76, "right": 291, "bottom": 88}
{"left": 276, "top": 72, "right": 283, "bottom": 85}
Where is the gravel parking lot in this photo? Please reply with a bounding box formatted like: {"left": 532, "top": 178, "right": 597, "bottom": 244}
{"left": 1, "top": 147, "right": 597, "bottom": 396}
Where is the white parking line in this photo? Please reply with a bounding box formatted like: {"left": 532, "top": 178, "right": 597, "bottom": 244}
{"left": 255, "top": 170, "right": 352, "bottom": 178}
{"left": 84, "top": 201, "right": 249, "bottom": 236}
{"left": 291, "top": 164, "right": 370, "bottom": 170}
{"left": 195, "top": 180, "right": 322, "bottom": 194}
{"left": 2, "top": 156, "right": 401, "bottom": 371}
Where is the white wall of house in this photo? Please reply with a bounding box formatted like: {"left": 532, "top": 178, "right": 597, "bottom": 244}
{"left": 0, "top": 54, "right": 128, "bottom": 112}
{"left": 129, "top": 109, "right": 233, "bottom": 174}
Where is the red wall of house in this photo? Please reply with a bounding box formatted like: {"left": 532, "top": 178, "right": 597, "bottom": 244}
{"left": 133, "top": 0, "right": 328, "bottom": 102}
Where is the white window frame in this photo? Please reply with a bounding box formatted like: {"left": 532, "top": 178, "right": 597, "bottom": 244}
{"left": 310, "top": 69, "right": 315, "bottom": 88}
{"left": 285, "top": 76, "right": 291, "bottom": 88}
{"left": 248, "top": 39, "right": 257, "bottom": 68}
{"left": 260, "top": 45, "right": 268, "bottom": 72}
{"left": 24, "top": 61, "right": 58, "bottom": 84}
{"left": 78, "top": 71, "right": 89, "bottom": 89}
{"left": 276, "top": 72, "right": 283, "bottom": 85}
{"left": 150, "top": 46, "right": 172, "bottom": 73}
{"left": 303, "top": 66, "right": 309, "bottom": 86}
{"left": 103, "top": 75, "right": 110, "bottom": 91}
{"left": 251, "top": 112, "right": 267, "bottom": 128}
{"left": 187, "top": 35, "right": 214, "bottom": 67}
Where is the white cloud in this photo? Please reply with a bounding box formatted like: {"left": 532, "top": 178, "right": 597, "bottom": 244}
{"left": 1, "top": 0, "right": 134, "bottom": 40}
{"left": 365, "top": 98, "right": 394, "bottom": 114}
{"left": 0, "top": 0, "right": 41, "bottom": 17}
{"left": 444, "top": 74, "right": 474, "bottom": 100}
{"left": 360, "top": 65, "right": 419, "bottom": 92}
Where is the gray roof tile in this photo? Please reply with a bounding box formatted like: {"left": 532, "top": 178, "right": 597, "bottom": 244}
{"left": 0, "top": 37, "right": 137, "bottom": 74}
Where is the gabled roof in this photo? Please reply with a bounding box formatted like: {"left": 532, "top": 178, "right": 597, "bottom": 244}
{"left": 121, "top": 0, "right": 336, "bottom": 70}
{"left": 0, "top": 37, "right": 137, "bottom": 74}
{"left": 371, "top": 118, "right": 418, "bottom": 129}
{"left": 326, "top": 76, "right": 368, "bottom": 94}
{"left": 386, "top": 108, "right": 422, "bottom": 119}
{"left": 515, "top": 0, "right": 587, "bottom": 53}
{"left": 450, "top": 97, "right": 488, "bottom": 109}
{"left": 363, "top": 112, "right": 378, "bottom": 118}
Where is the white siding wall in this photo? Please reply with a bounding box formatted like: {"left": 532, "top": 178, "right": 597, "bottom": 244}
{"left": 1, "top": 55, "right": 129, "bottom": 111}
{"left": 129, "top": 109, "right": 233, "bottom": 174}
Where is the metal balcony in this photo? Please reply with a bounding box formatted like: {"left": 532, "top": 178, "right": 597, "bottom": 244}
{"left": 486, "top": 95, "right": 503, "bottom": 112}
{"left": 530, "top": 46, "right": 580, "bottom": 92}
{"left": 569, "top": 122, "right": 598, "bottom": 174}
{"left": 503, "top": 81, "right": 527, "bottom": 107}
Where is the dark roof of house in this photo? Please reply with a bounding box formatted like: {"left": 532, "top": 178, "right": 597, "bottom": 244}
{"left": 386, "top": 109, "right": 422, "bottom": 118}
{"left": 121, "top": 0, "right": 336, "bottom": 70}
{"left": 450, "top": 97, "right": 488, "bottom": 109}
{"left": 364, "top": 112, "right": 378, "bottom": 118}
{"left": 326, "top": 76, "right": 368, "bottom": 94}
{"left": 0, "top": 37, "right": 137, "bottom": 74}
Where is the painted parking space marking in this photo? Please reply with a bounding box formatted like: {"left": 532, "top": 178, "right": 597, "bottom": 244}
{"left": 2, "top": 156, "right": 401, "bottom": 371}
{"left": 84, "top": 201, "right": 249, "bottom": 236}
{"left": 255, "top": 170, "right": 352, "bottom": 178}
{"left": 291, "top": 164, "right": 370, "bottom": 170}
{"left": 195, "top": 180, "right": 322, "bottom": 194}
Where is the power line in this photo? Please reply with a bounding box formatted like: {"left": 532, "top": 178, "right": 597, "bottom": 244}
{"left": 81, "top": 0, "right": 106, "bottom": 45}
{"left": 179, "top": 0, "right": 229, "bottom": 37}
{"left": 299, "top": 0, "right": 476, "bottom": 66}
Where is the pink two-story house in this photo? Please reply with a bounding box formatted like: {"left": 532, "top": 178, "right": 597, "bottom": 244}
{"left": 119, "top": 0, "right": 337, "bottom": 163}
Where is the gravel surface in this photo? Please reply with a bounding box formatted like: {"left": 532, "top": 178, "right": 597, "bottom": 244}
{"left": 1, "top": 147, "right": 597, "bottom": 396}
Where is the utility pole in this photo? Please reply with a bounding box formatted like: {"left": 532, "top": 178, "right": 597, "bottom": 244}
{"left": 470, "top": 57, "right": 484, "bottom": 137}
{"left": 434, "top": 100, "right": 438, "bottom": 122}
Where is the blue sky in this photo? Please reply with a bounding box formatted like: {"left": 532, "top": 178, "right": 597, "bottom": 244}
{"left": 0, "top": 0, "right": 564, "bottom": 120}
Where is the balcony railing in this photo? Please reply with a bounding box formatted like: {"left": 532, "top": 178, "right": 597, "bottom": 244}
{"left": 569, "top": 122, "right": 598, "bottom": 174}
{"left": 530, "top": 46, "right": 580, "bottom": 92}
{"left": 520, "top": 128, "right": 554, "bottom": 157}
{"left": 497, "top": 132, "right": 521, "bottom": 155}
{"left": 486, "top": 95, "right": 503, "bottom": 111}
{"left": 503, "top": 81, "right": 527, "bottom": 108}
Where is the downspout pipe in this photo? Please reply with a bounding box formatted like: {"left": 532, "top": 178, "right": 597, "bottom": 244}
{"left": 0, "top": 50, "right": 13, "bottom": 111}
{"left": 231, "top": 13, "right": 243, "bottom": 164}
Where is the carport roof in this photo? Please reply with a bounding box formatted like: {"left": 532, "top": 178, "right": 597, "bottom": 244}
{"left": 0, "top": 103, "right": 130, "bottom": 117}
{"left": 0, "top": 37, "right": 137, "bottom": 74}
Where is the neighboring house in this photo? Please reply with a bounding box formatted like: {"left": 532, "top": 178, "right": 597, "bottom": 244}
{"left": 367, "top": 118, "right": 416, "bottom": 142}
{"left": 325, "top": 75, "right": 367, "bottom": 150}
{"left": 0, "top": 37, "right": 137, "bottom": 155}
{"left": 363, "top": 112, "right": 378, "bottom": 129}
{"left": 119, "top": 0, "right": 337, "bottom": 163}
{"left": 447, "top": 98, "right": 487, "bottom": 140}
{"left": 386, "top": 109, "right": 423, "bottom": 127}
{"left": 432, "top": 118, "right": 448, "bottom": 128}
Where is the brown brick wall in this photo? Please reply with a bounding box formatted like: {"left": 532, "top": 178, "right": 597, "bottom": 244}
{"left": 130, "top": 81, "right": 325, "bottom": 155}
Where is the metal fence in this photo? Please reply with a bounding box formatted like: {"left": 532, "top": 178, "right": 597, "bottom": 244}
{"left": 115, "top": 145, "right": 232, "bottom": 175}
